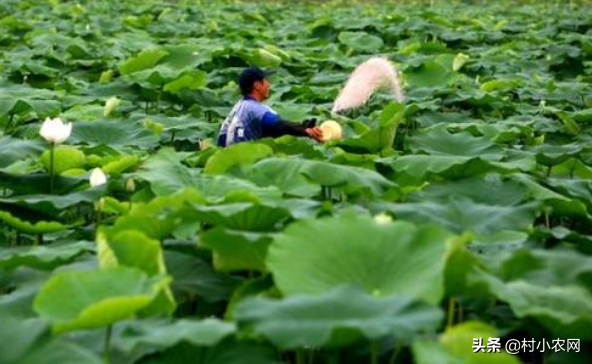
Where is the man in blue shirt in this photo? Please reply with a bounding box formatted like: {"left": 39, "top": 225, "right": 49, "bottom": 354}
{"left": 216, "top": 67, "right": 323, "bottom": 147}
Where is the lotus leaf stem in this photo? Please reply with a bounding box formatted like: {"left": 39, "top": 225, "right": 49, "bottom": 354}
{"left": 6, "top": 112, "right": 14, "bottom": 134}
{"left": 296, "top": 348, "right": 304, "bottom": 364}
{"left": 103, "top": 324, "right": 113, "bottom": 364}
{"left": 388, "top": 343, "right": 402, "bottom": 364}
{"left": 370, "top": 341, "right": 379, "bottom": 364}
{"left": 49, "top": 143, "right": 55, "bottom": 194}
{"left": 544, "top": 213, "right": 550, "bottom": 229}
{"left": 447, "top": 297, "right": 456, "bottom": 329}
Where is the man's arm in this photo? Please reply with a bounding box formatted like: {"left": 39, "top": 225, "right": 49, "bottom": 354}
{"left": 261, "top": 113, "right": 323, "bottom": 141}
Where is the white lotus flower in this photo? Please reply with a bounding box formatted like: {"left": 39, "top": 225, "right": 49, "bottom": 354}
{"left": 89, "top": 168, "right": 107, "bottom": 187}
{"left": 319, "top": 120, "right": 342, "bottom": 141}
{"left": 103, "top": 96, "right": 121, "bottom": 117}
{"left": 39, "top": 117, "right": 72, "bottom": 144}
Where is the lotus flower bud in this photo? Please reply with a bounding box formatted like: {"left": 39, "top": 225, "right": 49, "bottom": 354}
{"left": 125, "top": 178, "right": 136, "bottom": 193}
{"left": 373, "top": 212, "right": 392, "bottom": 225}
{"left": 104, "top": 96, "right": 121, "bottom": 117}
{"left": 97, "top": 197, "right": 105, "bottom": 211}
{"left": 198, "top": 139, "right": 211, "bottom": 150}
{"left": 89, "top": 167, "right": 107, "bottom": 187}
{"left": 319, "top": 120, "right": 343, "bottom": 142}
{"left": 39, "top": 117, "right": 72, "bottom": 144}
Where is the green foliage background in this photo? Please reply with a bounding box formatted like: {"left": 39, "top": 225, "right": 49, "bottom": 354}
{"left": 1, "top": 0, "right": 592, "bottom": 363}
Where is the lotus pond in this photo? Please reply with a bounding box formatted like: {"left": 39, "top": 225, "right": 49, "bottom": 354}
{"left": 1, "top": 0, "right": 592, "bottom": 363}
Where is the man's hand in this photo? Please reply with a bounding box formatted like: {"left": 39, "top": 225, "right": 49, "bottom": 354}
{"left": 301, "top": 118, "right": 317, "bottom": 129}
{"left": 305, "top": 127, "right": 324, "bottom": 142}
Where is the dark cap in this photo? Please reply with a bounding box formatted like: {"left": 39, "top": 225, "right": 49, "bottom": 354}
{"left": 238, "top": 67, "right": 272, "bottom": 96}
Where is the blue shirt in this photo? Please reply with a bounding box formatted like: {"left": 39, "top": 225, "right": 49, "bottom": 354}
{"left": 216, "top": 96, "right": 280, "bottom": 147}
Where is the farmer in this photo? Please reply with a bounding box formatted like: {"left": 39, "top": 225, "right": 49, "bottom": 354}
{"left": 216, "top": 67, "right": 323, "bottom": 147}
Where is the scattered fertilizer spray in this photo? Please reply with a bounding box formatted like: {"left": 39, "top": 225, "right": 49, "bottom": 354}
{"left": 318, "top": 57, "right": 405, "bottom": 141}
{"left": 332, "top": 57, "right": 405, "bottom": 114}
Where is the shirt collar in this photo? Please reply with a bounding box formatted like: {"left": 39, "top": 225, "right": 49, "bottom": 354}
{"left": 243, "top": 95, "right": 258, "bottom": 101}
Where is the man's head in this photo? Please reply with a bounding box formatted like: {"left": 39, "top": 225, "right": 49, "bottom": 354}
{"left": 239, "top": 67, "right": 271, "bottom": 101}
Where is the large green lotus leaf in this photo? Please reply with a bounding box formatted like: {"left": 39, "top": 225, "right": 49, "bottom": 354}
{"left": 128, "top": 64, "right": 187, "bottom": 86}
{"left": 101, "top": 155, "right": 140, "bottom": 175}
{"left": 0, "top": 308, "right": 101, "bottom": 364}
{"left": 269, "top": 103, "right": 313, "bottom": 122}
{"left": 200, "top": 227, "right": 273, "bottom": 272}
{"left": 69, "top": 120, "right": 160, "bottom": 150}
{"left": 413, "top": 321, "right": 519, "bottom": 364}
{"left": 412, "top": 340, "right": 455, "bottom": 364}
{"left": 0, "top": 266, "right": 52, "bottom": 317}
{"left": 138, "top": 339, "right": 278, "bottom": 364}
{"left": 530, "top": 143, "right": 584, "bottom": 166}
{"left": 0, "top": 210, "right": 68, "bottom": 234}
{"left": 274, "top": 198, "right": 321, "bottom": 219}
{"left": 0, "top": 186, "right": 106, "bottom": 216}
{"left": 405, "top": 60, "right": 456, "bottom": 89}
{"left": 135, "top": 114, "right": 217, "bottom": 136}
{"left": 409, "top": 174, "right": 529, "bottom": 206}
{"left": 547, "top": 178, "right": 592, "bottom": 212}
{"left": 138, "top": 148, "right": 281, "bottom": 201}
{"left": 243, "top": 48, "right": 282, "bottom": 68}
{"left": 470, "top": 270, "right": 592, "bottom": 340}
{"left": 60, "top": 104, "right": 109, "bottom": 122}
{"left": 110, "top": 213, "right": 174, "bottom": 242}
{"left": 245, "top": 158, "right": 321, "bottom": 197}
{"left": 409, "top": 127, "right": 504, "bottom": 159}
{"left": 268, "top": 213, "right": 456, "bottom": 304}
{"left": 0, "top": 85, "right": 61, "bottom": 117}
{"left": 257, "top": 135, "right": 324, "bottom": 159}
{"left": 164, "top": 250, "right": 241, "bottom": 304}
{"left": 543, "top": 226, "right": 592, "bottom": 255}
{"left": 33, "top": 268, "right": 171, "bottom": 333}
{"left": 380, "top": 155, "right": 511, "bottom": 185}
{"left": 97, "top": 229, "right": 175, "bottom": 318}
{"left": 80, "top": 80, "right": 142, "bottom": 100}
{"left": 136, "top": 148, "right": 200, "bottom": 195}
{"left": 465, "top": 248, "right": 592, "bottom": 338}
{"left": 379, "top": 198, "right": 540, "bottom": 235}
{"left": 118, "top": 48, "right": 169, "bottom": 75}
{"left": 40, "top": 146, "right": 86, "bottom": 175}
{"left": 512, "top": 173, "right": 590, "bottom": 218}
{"left": 160, "top": 44, "right": 208, "bottom": 70}
{"left": 551, "top": 157, "right": 592, "bottom": 179}
{"left": 111, "top": 189, "right": 206, "bottom": 240}
{"left": 21, "top": 340, "right": 102, "bottom": 364}
{"left": 0, "top": 241, "right": 92, "bottom": 271}
{"left": 338, "top": 31, "right": 384, "bottom": 53}
{"left": 329, "top": 151, "right": 379, "bottom": 170}
{"left": 97, "top": 230, "right": 165, "bottom": 275}
{"left": 164, "top": 70, "right": 207, "bottom": 93}
{"left": 336, "top": 102, "right": 404, "bottom": 154}
{"left": 480, "top": 79, "right": 519, "bottom": 93}
{"left": 490, "top": 249, "right": 592, "bottom": 291}
{"left": 0, "top": 307, "right": 48, "bottom": 364}
{"left": 439, "top": 321, "right": 518, "bottom": 363}
{"left": 189, "top": 203, "right": 291, "bottom": 232}
{"left": 234, "top": 285, "right": 443, "bottom": 349}
{"left": 204, "top": 143, "right": 274, "bottom": 175}
{"left": 115, "top": 318, "right": 236, "bottom": 354}
{"left": 247, "top": 157, "right": 394, "bottom": 197}
{"left": 0, "top": 137, "right": 45, "bottom": 168}
{"left": 444, "top": 239, "right": 489, "bottom": 297}
{"left": 444, "top": 88, "right": 511, "bottom": 109}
